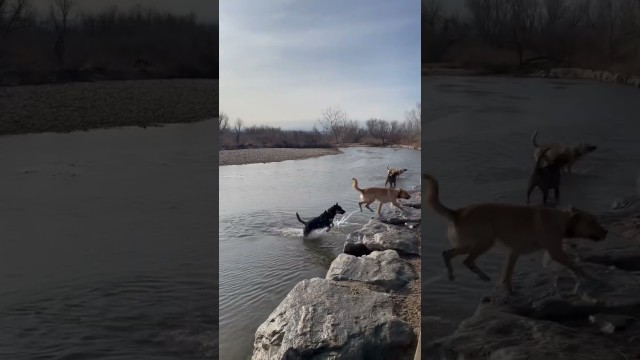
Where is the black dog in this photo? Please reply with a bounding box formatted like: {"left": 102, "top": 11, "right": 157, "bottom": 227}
{"left": 296, "top": 203, "right": 346, "bottom": 237}
{"left": 385, "top": 172, "right": 399, "bottom": 188}
{"left": 527, "top": 148, "right": 561, "bottom": 205}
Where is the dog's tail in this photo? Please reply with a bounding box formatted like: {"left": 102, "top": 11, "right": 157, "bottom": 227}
{"left": 531, "top": 130, "right": 540, "bottom": 147}
{"left": 422, "top": 173, "right": 457, "bottom": 222}
{"left": 535, "top": 147, "right": 551, "bottom": 168}
{"left": 352, "top": 178, "right": 364, "bottom": 194}
{"left": 296, "top": 212, "right": 307, "bottom": 225}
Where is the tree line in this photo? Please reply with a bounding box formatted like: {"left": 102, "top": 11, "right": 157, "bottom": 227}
{"left": 0, "top": 0, "right": 217, "bottom": 85}
{"left": 425, "top": 0, "right": 640, "bottom": 73}
{"left": 218, "top": 104, "right": 421, "bottom": 149}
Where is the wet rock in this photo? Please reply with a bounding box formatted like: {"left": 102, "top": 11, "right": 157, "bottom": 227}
{"left": 403, "top": 190, "right": 421, "bottom": 209}
{"left": 252, "top": 278, "right": 415, "bottom": 360}
{"left": 574, "top": 246, "right": 640, "bottom": 271}
{"left": 427, "top": 260, "right": 640, "bottom": 360}
{"left": 378, "top": 204, "right": 421, "bottom": 225}
{"left": 344, "top": 219, "right": 420, "bottom": 256}
{"left": 589, "top": 313, "right": 635, "bottom": 334}
{"left": 326, "top": 250, "right": 416, "bottom": 290}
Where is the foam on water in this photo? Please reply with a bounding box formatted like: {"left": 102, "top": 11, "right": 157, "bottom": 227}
{"left": 334, "top": 210, "right": 360, "bottom": 227}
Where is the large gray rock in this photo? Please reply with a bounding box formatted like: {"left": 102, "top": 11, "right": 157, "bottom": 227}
{"left": 426, "top": 257, "right": 640, "bottom": 360}
{"left": 403, "top": 190, "right": 421, "bottom": 209}
{"left": 326, "top": 250, "right": 416, "bottom": 290}
{"left": 378, "top": 204, "right": 421, "bottom": 225}
{"left": 252, "top": 278, "right": 416, "bottom": 360}
{"left": 344, "top": 219, "right": 420, "bottom": 256}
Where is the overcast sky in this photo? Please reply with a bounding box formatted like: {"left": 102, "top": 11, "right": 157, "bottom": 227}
{"left": 220, "top": 0, "right": 420, "bottom": 130}
{"left": 29, "top": 0, "right": 218, "bottom": 23}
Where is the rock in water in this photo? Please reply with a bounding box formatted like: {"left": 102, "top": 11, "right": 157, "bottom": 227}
{"left": 252, "top": 278, "right": 415, "bottom": 360}
{"left": 344, "top": 219, "right": 420, "bottom": 256}
{"left": 326, "top": 250, "right": 416, "bottom": 290}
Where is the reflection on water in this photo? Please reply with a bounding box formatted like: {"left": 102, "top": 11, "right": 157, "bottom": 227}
{"left": 0, "top": 121, "right": 217, "bottom": 359}
{"left": 219, "top": 147, "right": 420, "bottom": 360}
{"left": 422, "top": 76, "right": 640, "bottom": 345}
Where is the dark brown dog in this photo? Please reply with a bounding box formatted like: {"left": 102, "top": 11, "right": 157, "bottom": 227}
{"left": 527, "top": 148, "right": 562, "bottom": 205}
{"left": 532, "top": 131, "right": 597, "bottom": 173}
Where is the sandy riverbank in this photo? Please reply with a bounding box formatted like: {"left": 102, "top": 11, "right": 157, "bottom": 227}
{"left": 0, "top": 79, "right": 217, "bottom": 136}
{"left": 218, "top": 147, "right": 342, "bottom": 166}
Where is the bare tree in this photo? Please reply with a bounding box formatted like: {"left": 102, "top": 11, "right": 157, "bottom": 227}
{"left": 341, "top": 119, "right": 366, "bottom": 143}
{"left": 404, "top": 102, "right": 421, "bottom": 137}
{"left": 1, "top": 0, "right": 32, "bottom": 38}
{"left": 219, "top": 112, "right": 229, "bottom": 133}
{"left": 317, "top": 106, "right": 347, "bottom": 144}
{"left": 50, "top": 0, "right": 76, "bottom": 69}
{"left": 234, "top": 118, "right": 243, "bottom": 146}
{"left": 366, "top": 119, "right": 390, "bottom": 145}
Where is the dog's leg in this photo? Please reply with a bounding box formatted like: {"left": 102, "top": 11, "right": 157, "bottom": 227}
{"left": 501, "top": 251, "right": 520, "bottom": 294}
{"left": 442, "top": 248, "right": 468, "bottom": 281}
{"left": 376, "top": 203, "right": 383, "bottom": 216}
{"left": 549, "top": 249, "right": 597, "bottom": 283}
{"left": 463, "top": 243, "right": 493, "bottom": 282}
{"left": 526, "top": 184, "right": 535, "bottom": 205}
{"left": 392, "top": 200, "right": 406, "bottom": 213}
{"left": 358, "top": 201, "right": 366, "bottom": 212}
{"left": 365, "top": 201, "right": 375, "bottom": 213}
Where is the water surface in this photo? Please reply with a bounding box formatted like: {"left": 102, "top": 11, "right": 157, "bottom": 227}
{"left": 219, "top": 147, "right": 420, "bottom": 360}
{"left": 0, "top": 120, "right": 217, "bottom": 359}
{"left": 422, "top": 76, "right": 640, "bottom": 346}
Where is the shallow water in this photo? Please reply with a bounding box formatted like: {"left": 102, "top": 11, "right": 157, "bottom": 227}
{"left": 219, "top": 147, "right": 420, "bottom": 360}
{"left": 0, "top": 120, "right": 217, "bottom": 359}
{"left": 422, "top": 76, "right": 640, "bottom": 346}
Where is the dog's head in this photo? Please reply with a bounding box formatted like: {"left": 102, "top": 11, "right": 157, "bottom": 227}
{"left": 329, "top": 203, "right": 346, "bottom": 215}
{"left": 565, "top": 206, "right": 608, "bottom": 241}
{"left": 397, "top": 189, "right": 411, "bottom": 200}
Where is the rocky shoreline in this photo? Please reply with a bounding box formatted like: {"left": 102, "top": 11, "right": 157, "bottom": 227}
{"left": 251, "top": 186, "right": 422, "bottom": 360}
{"left": 0, "top": 79, "right": 217, "bottom": 136}
{"left": 425, "top": 187, "right": 640, "bottom": 360}
{"left": 423, "top": 64, "right": 640, "bottom": 90}
{"left": 218, "top": 148, "right": 342, "bottom": 166}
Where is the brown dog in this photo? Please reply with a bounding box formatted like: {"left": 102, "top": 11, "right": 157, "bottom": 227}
{"left": 387, "top": 165, "right": 408, "bottom": 178}
{"left": 385, "top": 165, "right": 408, "bottom": 188}
{"left": 532, "top": 131, "right": 597, "bottom": 173}
{"left": 352, "top": 178, "right": 411, "bottom": 216}
{"left": 423, "top": 173, "right": 608, "bottom": 293}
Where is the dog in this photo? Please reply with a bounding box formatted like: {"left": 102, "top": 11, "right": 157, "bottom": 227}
{"left": 385, "top": 165, "right": 408, "bottom": 188}
{"left": 387, "top": 165, "right": 408, "bottom": 178}
{"left": 296, "top": 203, "right": 345, "bottom": 237}
{"left": 527, "top": 148, "right": 562, "bottom": 205}
{"left": 352, "top": 178, "right": 411, "bottom": 216}
{"left": 532, "top": 131, "right": 597, "bottom": 173}
{"left": 423, "top": 173, "right": 608, "bottom": 293}
{"left": 385, "top": 171, "right": 399, "bottom": 188}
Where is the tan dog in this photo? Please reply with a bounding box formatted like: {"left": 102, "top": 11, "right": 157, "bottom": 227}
{"left": 532, "top": 131, "right": 597, "bottom": 173}
{"left": 352, "top": 178, "right": 411, "bottom": 216}
{"left": 423, "top": 173, "right": 608, "bottom": 293}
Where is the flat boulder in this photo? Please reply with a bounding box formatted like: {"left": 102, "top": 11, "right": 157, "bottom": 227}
{"left": 378, "top": 204, "right": 421, "bottom": 225}
{"left": 252, "top": 278, "right": 415, "bottom": 360}
{"left": 427, "top": 260, "right": 640, "bottom": 360}
{"left": 344, "top": 219, "right": 420, "bottom": 256}
{"left": 326, "top": 250, "right": 416, "bottom": 290}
